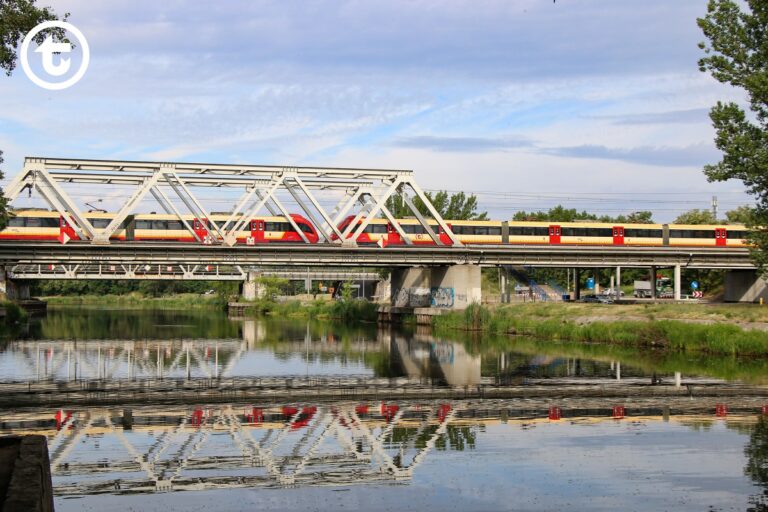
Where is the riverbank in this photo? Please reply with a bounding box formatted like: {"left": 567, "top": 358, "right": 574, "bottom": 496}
{"left": 233, "top": 298, "right": 378, "bottom": 322}
{"left": 434, "top": 303, "right": 768, "bottom": 356}
{"left": 42, "top": 293, "right": 225, "bottom": 309}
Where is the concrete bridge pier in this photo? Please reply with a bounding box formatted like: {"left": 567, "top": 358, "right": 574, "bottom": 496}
{"left": 390, "top": 264, "right": 481, "bottom": 310}
{"left": 724, "top": 270, "right": 768, "bottom": 303}
{"left": 0, "top": 266, "right": 30, "bottom": 302}
{"left": 241, "top": 271, "right": 266, "bottom": 301}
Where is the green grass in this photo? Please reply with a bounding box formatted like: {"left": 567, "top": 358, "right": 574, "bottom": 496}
{"left": 434, "top": 303, "right": 768, "bottom": 356}
{"left": 43, "top": 293, "right": 227, "bottom": 309}
{"left": 1, "top": 301, "right": 27, "bottom": 324}
{"left": 238, "top": 298, "right": 378, "bottom": 322}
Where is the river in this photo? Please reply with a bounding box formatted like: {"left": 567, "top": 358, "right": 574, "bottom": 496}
{"left": 1, "top": 307, "right": 767, "bottom": 511}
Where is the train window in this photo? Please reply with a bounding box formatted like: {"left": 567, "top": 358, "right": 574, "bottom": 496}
{"left": 366, "top": 224, "right": 387, "bottom": 234}
{"left": 152, "top": 221, "right": 167, "bottom": 230}
{"left": 475, "top": 226, "right": 489, "bottom": 235}
{"left": 26, "top": 217, "right": 42, "bottom": 228}
{"left": 167, "top": 221, "right": 184, "bottom": 231}
{"left": 136, "top": 220, "right": 152, "bottom": 229}
{"left": 8, "top": 217, "right": 25, "bottom": 227}
{"left": 728, "top": 230, "right": 747, "bottom": 239}
{"left": 298, "top": 223, "right": 314, "bottom": 234}
{"left": 488, "top": 227, "right": 501, "bottom": 236}
{"left": 88, "top": 218, "right": 111, "bottom": 229}
{"left": 451, "top": 225, "right": 465, "bottom": 235}
{"left": 265, "top": 222, "right": 279, "bottom": 232}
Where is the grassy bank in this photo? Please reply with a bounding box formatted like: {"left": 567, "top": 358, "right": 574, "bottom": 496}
{"left": 0, "top": 301, "right": 27, "bottom": 324}
{"left": 43, "top": 293, "right": 226, "bottom": 309}
{"left": 238, "top": 298, "right": 378, "bottom": 322}
{"left": 434, "top": 303, "right": 768, "bottom": 356}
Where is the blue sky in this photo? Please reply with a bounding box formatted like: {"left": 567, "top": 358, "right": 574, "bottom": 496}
{"left": 0, "top": 0, "right": 754, "bottom": 221}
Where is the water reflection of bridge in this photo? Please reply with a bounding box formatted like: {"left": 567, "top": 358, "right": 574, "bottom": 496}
{"left": 4, "top": 322, "right": 484, "bottom": 385}
{"left": 1, "top": 402, "right": 466, "bottom": 495}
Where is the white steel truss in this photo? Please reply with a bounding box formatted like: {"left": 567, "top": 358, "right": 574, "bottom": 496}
{"left": 5, "top": 157, "right": 461, "bottom": 247}
{"left": 8, "top": 263, "right": 381, "bottom": 281}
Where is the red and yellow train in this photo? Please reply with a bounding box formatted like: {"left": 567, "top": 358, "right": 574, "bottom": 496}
{"left": 0, "top": 209, "right": 751, "bottom": 248}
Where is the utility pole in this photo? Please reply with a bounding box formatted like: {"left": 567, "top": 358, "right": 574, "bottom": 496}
{"left": 712, "top": 196, "right": 718, "bottom": 221}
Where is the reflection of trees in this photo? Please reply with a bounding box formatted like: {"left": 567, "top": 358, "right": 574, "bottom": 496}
{"left": 746, "top": 416, "right": 768, "bottom": 511}
{"left": 389, "top": 425, "right": 477, "bottom": 452}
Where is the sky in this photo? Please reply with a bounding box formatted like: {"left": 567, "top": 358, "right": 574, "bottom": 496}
{"left": 0, "top": 0, "right": 755, "bottom": 221}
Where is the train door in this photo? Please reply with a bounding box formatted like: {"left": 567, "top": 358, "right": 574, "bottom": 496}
{"left": 387, "top": 222, "right": 402, "bottom": 245}
{"left": 250, "top": 220, "right": 265, "bottom": 243}
{"left": 715, "top": 227, "right": 727, "bottom": 246}
{"left": 193, "top": 218, "right": 209, "bottom": 242}
{"left": 612, "top": 226, "right": 625, "bottom": 245}
{"left": 59, "top": 216, "right": 77, "bottom": 244}
{"left": 438, "top": 224, "right": 454, "bottom": 246}
{"left": 548, "top": 225, "right": 561, "bottom": 244}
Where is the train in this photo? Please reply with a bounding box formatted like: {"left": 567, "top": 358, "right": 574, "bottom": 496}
{"left": 0, "top": 209, "right": 751, "bottom": 247}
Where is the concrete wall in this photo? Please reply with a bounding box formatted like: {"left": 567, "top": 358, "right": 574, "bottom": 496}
{"left": 724, "top": 270, "right": 768, "bottom": 303}
{"left": 390, "top": 265, "right": 481, "bottom": 310}
{"left": 0, "top": 267, "right": 30, "bottom": 302}
{"left": 241, "top": 271, "right": 266, "bottom": 301}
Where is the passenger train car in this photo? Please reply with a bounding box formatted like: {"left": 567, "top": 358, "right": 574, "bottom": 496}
{"left": 335, "top": 215, "right": 751, "bottom": 248}
{"left": 0, "top": 210, "right": 319, "bottom": 244}
{"left": 0, "top": 209, "right": 751, "bottom": 247}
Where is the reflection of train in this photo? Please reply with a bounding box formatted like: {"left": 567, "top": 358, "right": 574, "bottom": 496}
{"left": 0, "top": 209, "right": 751, "bottom": 247}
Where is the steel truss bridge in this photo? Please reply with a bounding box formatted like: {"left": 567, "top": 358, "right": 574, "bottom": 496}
{"left": 6, "top": 156, "right": 461, "bottom": 247}
{"left": 1, "top": 156, "right": 756, "bottom": 275}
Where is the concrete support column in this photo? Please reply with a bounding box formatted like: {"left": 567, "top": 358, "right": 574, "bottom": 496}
{"left": 390, "top": 264, "right": 481, "bottom": 309}
{"left": 242, "top": 271, "right": 265, "bottom": 301}
{"left": 673, "top": 264, "right": 681, "bottom": 300}
{"left": 616, "top": 266, "right": 622, "bottom": 301}
{"left": 650, "top": 266, "right": 657, "bottom": 300}
{"left": 724, "top": 270, "right": 768, "bottom": 303}
{"left": 574, "top": 268, "right": 581, "bottom": 300}
{"left": 0, "top": 266, "right": 30, "bottom": 301}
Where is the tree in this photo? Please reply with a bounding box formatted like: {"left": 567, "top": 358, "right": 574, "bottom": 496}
{"left": 0, "top": 1, "right": 69, "bottom": 229}
{"left": 384, "top": 191, "right": 488, "bottom": 220}
{"left": 512, "top": 205, "right": 654, "bottom": 224}
{"left": 698, "top": 1, "right": 768, "bottom": 271}
{"left": 0, "top": 0, "right": 69, "bottom": 75}
{"left": 0, "top": 151, "right": 8, "bottom": 230}
{"left": 673, "top": 208, "right": 716, "bottom": 225}
{"left": 725, "top": 205, "right": 756, "bottom": 225}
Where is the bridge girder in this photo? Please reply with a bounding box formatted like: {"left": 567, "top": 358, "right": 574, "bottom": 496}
{"left": 0, "top": 242, "right": 756, "bottom": 270}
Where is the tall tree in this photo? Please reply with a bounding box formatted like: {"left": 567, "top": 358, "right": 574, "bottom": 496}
{"left": 385, "top": 191, "right": 487, "bottom": 220}
{"left": 0, "top": 1, "right": 69, "bottom": 229}
{"left": 698, "top": 1, "right": 768, "bottom": 270}
{"left": 0, "top": 151, "right": 8, "bottom": 230}
{"left": 0, "top": 0, "right": 68, "bottom": 75}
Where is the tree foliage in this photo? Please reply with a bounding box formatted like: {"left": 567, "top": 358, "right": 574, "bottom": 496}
{"left": 385, "top": 191, "right": 488, "bottom": 220}
{"left": 0, "top": 0, "right": 69, "bottom": 75}
{"left": 673, "top": 208, "right": 716, "bottom": 225}
{"left": 698, "top": 0, "right": 768, "bottom": 271}
{"left": 0, "top": 151, "right": 8, "bottom": 230}
{"left": 725, "top": 205, "right": 756, "bottom": 225}
{"left": 512, "top": 205, "right": 654, "bottom": 224}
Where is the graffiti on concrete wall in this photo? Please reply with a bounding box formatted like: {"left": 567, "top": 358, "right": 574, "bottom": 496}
{"left": 430, "top": 287, "right": 455, "bottom": 308}
{"left": 392, "top": 287, "right": 455, "bottom": 308}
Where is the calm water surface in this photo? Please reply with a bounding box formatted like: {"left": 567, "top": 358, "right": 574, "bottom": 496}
{"left": 1, "top": 307, "right": 767, "bottom": 511}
